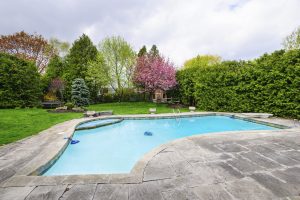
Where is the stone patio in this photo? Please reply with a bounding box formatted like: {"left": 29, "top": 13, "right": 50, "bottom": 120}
{"left": 0, "top": 113, "right": 299, "bottom": 200}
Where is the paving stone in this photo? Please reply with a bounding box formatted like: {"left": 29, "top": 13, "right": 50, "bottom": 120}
{"left": 275, "top": 140, "right": 300, "bottom": 151}
{"left": 227, "top": 155, "right": 263, "bottom": 173}
{"left": 188, "top": 162, "right": 222, "bottom": 186}
{"left": 246, "top": 144, "right": 275, "bottom": 154}
{"left": 93, "top": 184, "right": 128, "bottom": 200}
{"left": 176, "top": 148, "right": 206, "bottom": 162}
{"left": 162, "top": 150, "right": 186, "bottom": 163}
{"left": 143, "top": 165, "right": 175, "bottom": 181}
{"left": 241, "top": 139, "right": 268, "bottom": 146}
{"left": 272, "top": 167, "right": 300, "bottom": 185}
{"left": 1, "top": 175, "right": 38, "bottom": 187}
{"left": 59, "top": 184, "right": 97, "bottom": 200}
{"left": 263, "top": 143, "right": 294, "bottom": 152}
{"left": 192, "top": 184, "right": 234, "bottom": 200}
{"left": 280, "top": 151, "right": 300, "bottom": 162}
{"left": 240, "top": 151, "right": 281, "bottom": 169}
{"left": 25, "top": 185, "right": 67, "bottom": 200}
{"left": 161, "top": 188, "right": 199, "bottom": 200}
{"left": 193, "top": 140, "right": 224, "bottom": 153}
{"left": 251, "top": 173, "right": 300, "bottom": 197}
{"left": 215, "top": 143, "right": 248, "bottom": 153}
{"left": 0, "top": 167, "right": 16, "bottom": 183}
{"left": 171, "top": 160, "right": 194, "bottom": 176}
{"left": 129, "top": 182, "right": 164, "bottom": 200}
{"left": 215, "top": 162, "right": 244, "bottom": 180}
{"left": 247, "top": 146, "right": 299, "bottom": 166}
{"left": 225, "top": 177, "right": 276, "bottom": 200}
{"left": 0, "top": 186, "right": 35, "bottom": 200}
{"left": 288, "top": 196, "right": 300, "bottom": 200}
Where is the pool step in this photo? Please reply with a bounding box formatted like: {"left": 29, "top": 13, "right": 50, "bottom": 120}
{"left": 75, "top": 118, "right": 123, "bottom": 130}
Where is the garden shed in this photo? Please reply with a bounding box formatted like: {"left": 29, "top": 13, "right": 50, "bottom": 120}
{"left": 153, "top": 89, "right": 167, "bottom": 103}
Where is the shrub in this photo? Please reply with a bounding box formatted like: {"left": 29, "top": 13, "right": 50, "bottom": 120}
{"left": 65, "top": 102, "right": 74, "bottom": 110}
{"left": 0, "top": 53, "right": 41, "bottom": 108}
{"left": 71, "top": 78, "right": 90, "bottom": 107}
{"left": 177, "top": 50, "right": 300, "bottom": 119}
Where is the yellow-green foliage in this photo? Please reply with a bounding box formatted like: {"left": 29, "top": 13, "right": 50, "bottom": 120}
{"left": 183, "top": 54, "right": 222, "bottom": 69}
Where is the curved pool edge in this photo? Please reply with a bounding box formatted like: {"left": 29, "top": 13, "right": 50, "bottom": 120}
{"left": 31, "top": 112, "right": 294, "bottom": 177}
{"left": 75, "top": 118, "right": 124, "bottom": 130}
{"left": 3, "top": 112, "right": 298, "bottom": 187}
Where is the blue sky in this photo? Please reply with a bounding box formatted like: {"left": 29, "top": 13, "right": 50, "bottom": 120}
{"left": 1, "top": 0, "right": 300, "bottom": 66}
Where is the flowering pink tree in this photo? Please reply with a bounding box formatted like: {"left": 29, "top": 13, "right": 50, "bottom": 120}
{"left": 133, "top": 54, "right": 177, "bottom": 93}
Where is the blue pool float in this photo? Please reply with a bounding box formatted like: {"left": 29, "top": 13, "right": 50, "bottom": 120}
{"left": 144, "top": 131, "right": 153, "bottom": 136}
{"left": 64, "top": 137, "right": 80, "bottom": 144}
{"left": 70, "top": 139, "right": 80, "bottom": 144}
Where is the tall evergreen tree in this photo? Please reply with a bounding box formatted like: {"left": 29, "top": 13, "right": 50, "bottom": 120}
{"left": 137, "top": 45, "right": 147, "bottom": 57}
{"left": 71, "top": 78, "right": 90, "bottom": 107}
{"left": 0, "top": 53, "right": 41, "bottom": 108}
{"left": 149, "top": 45, "right": 159, "bottom": 57}
{"left": 64, "top": 34, "right": 97, "bottom": 83}
{"left": 45, "top": 55, "right": 65, "bottom": 80}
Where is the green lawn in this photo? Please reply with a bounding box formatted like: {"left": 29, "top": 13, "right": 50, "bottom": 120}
{"left": 0, "top": 109, "right": 82, "bottom": 145}
{"left": 0, "top": 102, "right": 189, "bottom": 145}
{"left": 88, "top": 102, "right": 189, "bottom": 114}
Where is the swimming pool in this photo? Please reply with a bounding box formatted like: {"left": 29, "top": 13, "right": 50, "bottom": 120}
{"left": 43, "top": 116, "right": 277, "bottom": 176}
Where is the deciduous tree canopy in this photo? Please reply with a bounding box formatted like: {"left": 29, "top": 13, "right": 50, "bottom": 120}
{"left": 133, "top": 54, "right": 177, "bottom": 93}
{"left": 0, "top": 31, "right": 55, "bottom": 73}
{"left": 99, "top": 36, "right": 136, "bottom": 93}
{"left": 282, "top": 26, "right": 300, "bottom": 50}
{"left": 183, "top": 54, "right": 222, "bottom": 69}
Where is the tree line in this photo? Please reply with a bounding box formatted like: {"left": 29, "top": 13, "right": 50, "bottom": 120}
{"left": 0, "top": 32, "right": 177, "bottom": 107}
{"left": 0, "top": 27, "right": 299, "bottom": 119}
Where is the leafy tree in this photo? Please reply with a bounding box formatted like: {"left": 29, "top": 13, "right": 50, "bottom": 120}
{"left": 133, "top": 54, "right": 177, "bottom": 93}
{"left": 0, "top": 53, "right": 41, "bottom": 108}
{"left": 49, "top": 38, "right": 70, "bottom": 57}
{"left": 138, "top": 45, "right": 147, "bottom": 57}
{"left": 183, "top": 54, "right": 222, "bottom": 69}
{"left": 99, "top": 36, "right": 136, "bottom": 99}
{"left": 41, "top": 56, "right": 66, "bottom": 98}
{"left": 45, "top": 55, "right": 65, "bottom": 80}
{"left": 71, "top": 78, "right": 90, "bottom": 107}
{"left": 48, "top": 78, "right": 65, "bottom": 101}
{"left": 64, "top": 34, "right": 97, "bottom": 83}
{"left": 149, "top": 45, "right": 159, "bottom": 57}
{"left": 282, "top": 26, "right": 300, "bottom": 50}
{"left": 86, "top": 53, "right": 110, "bottom": 102}
{"left": 0, "top": 31, "right": 55, "bottom": 73}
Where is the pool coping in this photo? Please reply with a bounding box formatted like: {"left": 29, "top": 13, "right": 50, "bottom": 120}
{"left": 1, "top": 112, "right": 298, "bottom": 187}
{"left": 75, "top": 118, "right": 124, "bottom": 130}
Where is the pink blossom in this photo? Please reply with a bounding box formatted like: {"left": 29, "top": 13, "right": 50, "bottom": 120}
{"left": 133, "top": 54, "right": 177, "bottom": 92}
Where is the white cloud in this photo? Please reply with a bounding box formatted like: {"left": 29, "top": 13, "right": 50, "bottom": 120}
{"left": 1, "top": 0, "right": 300, "bottom": 66}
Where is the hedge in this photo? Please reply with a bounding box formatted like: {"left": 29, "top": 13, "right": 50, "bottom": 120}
{"left": 0, "top": 53, "right": 41, "bottom": 108}
{"left": 177, "top": 49, "right": 300, "bottom": 119}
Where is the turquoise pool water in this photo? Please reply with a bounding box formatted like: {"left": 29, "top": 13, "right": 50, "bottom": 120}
{"left": 43, "top": 116, "right": 276, "bottom": 175}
